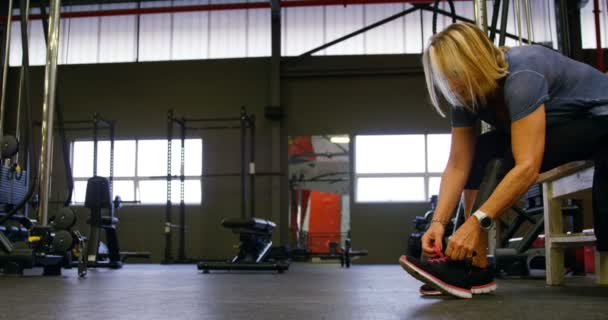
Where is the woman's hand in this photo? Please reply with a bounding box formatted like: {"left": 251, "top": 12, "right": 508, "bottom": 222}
{"left": 421, "top": 222, "right": 446, "bottom": 257}
{"left": 446, "top": 217, "right": 481, "bottom": 260}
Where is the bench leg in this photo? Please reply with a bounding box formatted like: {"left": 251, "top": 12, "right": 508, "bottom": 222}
{"left": 596, "top": 250, "right": 608, "bottom": 285}
{"left": 546, "top": 245, "right": 564, "bottom": 285}
{"left": 543, "top": 182, "right": 565, "bottom": 285}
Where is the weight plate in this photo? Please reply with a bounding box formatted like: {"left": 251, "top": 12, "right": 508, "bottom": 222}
{"left": 0, "top": 135, "right": 19, "bottom": 159}
{"left": 54, "top": 207, "right": 77, "bottom": 230}
{"left": 52, "top": 230, "right": 75, "bottom": 253}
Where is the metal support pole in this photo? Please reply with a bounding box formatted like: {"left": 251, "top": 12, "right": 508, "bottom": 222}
{"left": 554, "top": 0, "right": 582, "bottom": 59}
{"left": 249, "top": 115, "right": 255, "bottom": 218}
{"left": 178, "top": 118, "right": 186, "bottom": 261}
{"left": 523, "top": 0, "right": 533, "bottom": 44}
{"left": 270, "top": 0, "right": 286, "bottom": 243}
{"left": 109, "top": 120, "right": 115, "bottom": 196}
{"left": 240, "top": 107, "right": 247, "bottom": 219}
{"left": 38, "top": 0, "right": 62, "bottom": 226}
{"left": 0, "top": 0, "right": 14, "bottom": 138}
{"left": 514, "top": 0, "right": 523, "bottom": 45}
{"left": 164, "top": 109, "right": 173, "bottom": 263}
{"left": 474, "top": 0, "right": 495, "bottom": 253}
{"left": 474, "top": 0, "right": 492, "bottom": 133}
{"left": 489, "top": 0, "right": 501, "bottom": 41}
{"left": 594, "top": 0, "right": 605, "bottom": 71}
{"left": 15, "top": 0, "right": 31, "bottom": 219}
{"left": 93, "top": 113, "right": 98, "bottom": 176}
{"left": 16, "top": 0, "right": 32, "bottom": 160}
{"left": 474, "top": 0, "right": 488, "bottom": 34}
{"left": 498, "top": 0, "right": 510, "bottom": 46}
{"left": 37, "top": 1, "right": 76, "bottom": 206}
{"left": 555, "top": 0, "right": 569, "bottom": 55}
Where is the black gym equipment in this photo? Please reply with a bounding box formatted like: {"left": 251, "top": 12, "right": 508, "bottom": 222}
{"left": 83, "top": 176, "right": 122, "bottom": 269}
{"left": 0, "top": 202, "right": 84, "bottom": 276}
{"left": 0, "top": 226, "right": 28, "bottom": 243}
{"left": 31, "top": 110, "right": 152, "bottom": 275}
{"left": 164, "top": 107, "right": 258, "bottom": 264}
{"left": 0, "top": 135, "right": 19, "bottom": 159}
{"left": 1, "top": 0, "right": 30, "bottom": 218}
{"left": 197, "top": 218, "right": 289, "bottom": 273}
{"left": 0, "top": 0, "right": 85, "bottom": 277}
{"left": 493, "top": 187, "right": 583, "bottom": 277}
{"left": 306, "top": 233, "right": 369, "bottom": 268}
{"left": 188, "top": 108, "right": 289, "bottom": 273}
{"left": 0, "top": 0, "right": 21, "bottom": 163}
{"left": 81, "top": 176, "right": 149, "bottom": 270}
{"left": 0, "top": 165, "right": 29, "bottom": 214}
{"left": 0, "top": 174, "right": 82, "bottom": 277}
{"left": 63, "top": 114, "right": 150, "bottom": 274}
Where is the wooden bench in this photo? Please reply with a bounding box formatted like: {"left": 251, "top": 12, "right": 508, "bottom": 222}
{"left": 537, "top": 160, "right": 608, "bottom": 285}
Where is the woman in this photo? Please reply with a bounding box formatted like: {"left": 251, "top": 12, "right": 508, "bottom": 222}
{"left": 399, "top": 22, "right": 608, "bottom": 299}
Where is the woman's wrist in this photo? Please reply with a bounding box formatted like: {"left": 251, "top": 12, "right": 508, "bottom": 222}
{"left": 431, "top": 214, "right": 451, "bottom": 227}
{"left": 431, "top": 219, "right": 447, "bottom": 228}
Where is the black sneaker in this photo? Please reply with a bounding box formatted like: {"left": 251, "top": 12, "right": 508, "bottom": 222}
{"left": 399, "top": 255, "right": 472, "bottom": 299}
{"left": 418, "top": 266, "right": 497, "bottom": 296}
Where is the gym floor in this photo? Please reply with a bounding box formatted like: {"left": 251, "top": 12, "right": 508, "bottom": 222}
{"left": 0, "top": 264, "right": 606, "bottom": 320}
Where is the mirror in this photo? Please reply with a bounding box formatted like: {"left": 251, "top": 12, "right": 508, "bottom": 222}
{"left": 288, "top": 135, "right": 350, "bottom": 257}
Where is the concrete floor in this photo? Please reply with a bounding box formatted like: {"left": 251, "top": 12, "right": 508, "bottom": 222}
{"left": 0, "top": 264, "right": 606, "bottom": 320}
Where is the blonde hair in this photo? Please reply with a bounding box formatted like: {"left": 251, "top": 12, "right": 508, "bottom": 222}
{"left": 422, "top": 22, "right": 509, "bottom": 117}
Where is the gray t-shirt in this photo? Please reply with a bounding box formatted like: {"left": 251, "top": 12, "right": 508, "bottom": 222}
{"left": 451, "top": 45, "right": 608, "bottom": 129}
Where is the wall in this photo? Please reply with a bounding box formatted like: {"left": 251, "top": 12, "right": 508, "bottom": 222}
{"left": 5, "top": 54, "right": 450, "bottom": 264}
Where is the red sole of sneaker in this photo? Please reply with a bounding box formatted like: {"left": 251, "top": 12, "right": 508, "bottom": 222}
{"left": 399, "top": 256, "right": 472, "bottom": 299}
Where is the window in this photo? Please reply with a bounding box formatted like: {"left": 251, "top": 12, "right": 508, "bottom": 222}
{"left": 581, "top": 0, "right": 608, "bottom": 49}
{"left": 355, "top": 134, "right": 450, "bottom": 203}
{"left": 71, "top": 139, "right": 202, "bottom": 205}
{"left": 9, "top": 2, "right": 559, "bottom": 66}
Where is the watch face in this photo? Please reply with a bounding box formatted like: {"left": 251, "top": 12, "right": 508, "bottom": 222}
{"left": 480, "top": 217, "right": 493, "bottom": 229}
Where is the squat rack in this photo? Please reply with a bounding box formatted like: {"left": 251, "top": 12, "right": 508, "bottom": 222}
{"left": 163, "top": 106, "right": 256, "bottom": 264}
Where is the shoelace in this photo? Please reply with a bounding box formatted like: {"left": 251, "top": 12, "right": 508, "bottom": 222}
{"left": 428, "top": 247, "right": 475, "bottom": 278}
{"left": 428, "top": 247, "right": 449, "bottom": 263}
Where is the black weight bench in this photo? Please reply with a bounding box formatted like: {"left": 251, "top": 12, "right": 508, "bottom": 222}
{"left": 197, "top": 217, "right": 289, "bottom": 273}
{"left": 223, "top": 218, "right": 276, "bottom": 234}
